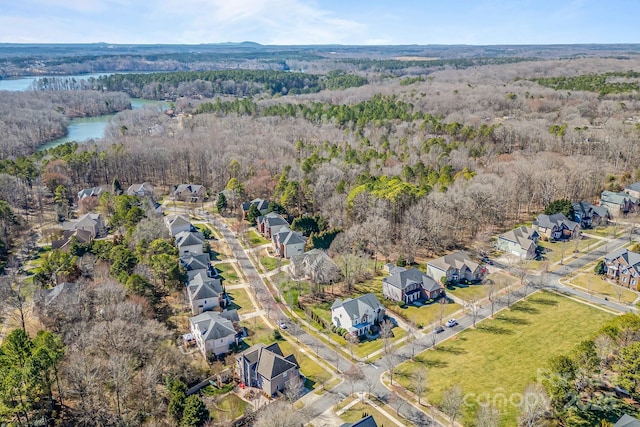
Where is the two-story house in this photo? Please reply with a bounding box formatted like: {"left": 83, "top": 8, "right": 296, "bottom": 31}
{"left": 600, "top": 191, "right": 639, "bottom": 217}
{"left": 496, "top": 225, "right": 539, "bottom": 259}
{"left": 173, "top": 184, "right": 206, "bottom": 203}
{"left": 426, "top": 251, "right": 484, "bottom": 285}
{"left": 165, "top": 214, "right": 193, "bottom": 236}
{"left": 175, "top": 230, "right": 205, "bottom": 256}
{"left": 257, "top": 212, "right": 289, "bottom": 238}
{"left": 189, "top": 310, "right": 240, "bottom": 357}
{"left": 572, "top": 201, "right": 609, "bottom": 228}
{"left": 126, "top": 182, "right": 154, "bottom": 197}
{"left": 532, "top": 213, "right": 579, "bottom": 240}
{"left": 331, "top": 293, "right": 386, "bottom": 337}
{"left": 241, "top": 198, "right": 270, "bottom": 219}
{"left": 187, "top": 273, "right": 226, "bottom": 314}
{"left": 272, "top": 227, "right": 306, "bottom": 258}
{"left": 62, "top": 212, "right": 105, "bottom": 238}
{"left": 236, "top": 342, "right": 301, "bottom": 396}
{"left": 382, "top": 266, "right": 444, "bottom": 304}
{"left": 180, "top": 253, "right": 215, "bottom": 280}
{"left": 604, "top": 248, "right": 640, "bottom": 291}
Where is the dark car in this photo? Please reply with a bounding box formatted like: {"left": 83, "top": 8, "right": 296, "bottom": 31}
{"left": 434, "top": 325, "right": 445, "bottom": 333}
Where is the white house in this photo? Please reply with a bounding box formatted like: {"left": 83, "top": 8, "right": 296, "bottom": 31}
{"left": 187, "top": 272, "right": 225, "bottom": 314}
{"left": 180, "top": 253, "right": 214, "bottom": 280}
{"left": 331, "top": 293, "right": 385, "bottom": 337}
{"left": 175, "top": 230, "right": 205, "bottom": 256}
{"left": 165, "top": 214, "right": 192, "bottom": 236}
{"left": 272, "top": 227, "right": 306, "bottom": 258}
{"left": 189, "top": 310, "right": 239, "bottom": 357}
{"left": 496, "top": 226, "right": 539, "bottom": 259}
{"left": 126, "top": 182, "right": 154, "bottom": 197}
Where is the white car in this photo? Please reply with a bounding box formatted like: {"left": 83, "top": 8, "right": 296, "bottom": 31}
{"left": 278, "top": 321, "right": 288, "bottom": 329}
{"left": 446, "top": 319, "right": 458, "bottom": 328}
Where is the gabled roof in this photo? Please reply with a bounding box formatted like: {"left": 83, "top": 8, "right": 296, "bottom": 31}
{"left": 127, "top": 182, "right": 154, "bottom": 196}
{"left": 625, "top": 182, "right": 640, "bottom": 193}
{"left": 604, "top": 248, "right": 640, "bottom": 275}
{"left": 175, "top": 231, "right": 205, "bottom": 248}
{"left": 242, "top": 198, "right": 270, "bottom": 212}
{"left": 428, "top": 251, "right": 479, "bottom": 273}
{"left": 602, "top": 190, "right": 639, "bottom": 206}
{"left": 165, "top": 214, "right": 191, "bottom": 229}
{"left": 180, "top": 253, "right": 211, "bottom": 271}
{"left": 341, "top": 415, "right": 379, "bottom": 427}
{"left": 189, "top": 310, "right": 237, "bottom": 342}
{"left": 615, "top": 414, "right": 640, "bottom": 427}
{"left": 188, "top": 277, "right": 223, "bottom": 300}
{"left": 77, "top": 186, "right": 105, "bottom": 199}
{"left": 533, "top": 213, "right": 578, "bottom": 231}
{"left": 572, "top": 201, "right": 609, "bottom": 218}
{"left": 280, "top": 228, "right": 306, "bottom": 246}
{"left": 331, "top": 293, "right": 384, "bottom": 319}
{"left": 38, "top": 282, "right": 81, "bottom": 306}
{"left": 190, "top": 272, "right": 221, "bottom": 288}
{"left": 174, "top": 184, "right": 204, "bottom": 195}
{"left": 498, "top": 225, "right": 538, "bottom": 251}
{"left": 239, "top": 342, "right": 299, "bottom": 381}
{"left": 259, "top": 212, "right": 289, "bottom": 228}
{"left": 383, "top": 267, "right": 442, "bottom": 292}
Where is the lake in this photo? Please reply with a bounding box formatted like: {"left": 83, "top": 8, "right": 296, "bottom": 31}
{"left": 0, "top": 74, "right": 166, "bottom": 149}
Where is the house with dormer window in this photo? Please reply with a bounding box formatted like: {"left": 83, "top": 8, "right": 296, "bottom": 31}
{"left": 331, "top": 293, "right": 385, "bottom": 337}
{"left": 604, "top": 248, "right": 640, "bottom": 291}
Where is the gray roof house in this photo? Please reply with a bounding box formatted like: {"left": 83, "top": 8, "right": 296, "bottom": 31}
{"left": 241, "top": 198, "right": 270, "bottom": 219}
{"left": 601, "top": 190, "right": 640, "bottom": 217}
{"left": 180, "top": 253, "right": 214, "bottom": 280}
{"left": 427, "top": 251, "right": 484, "bottom": 285}
{"left": 77, "top": 186, "right": 106, "bottom": 200}
{"left": 496, "top": 226, "right": 539, "bottom": 259}
{"left": 532, "top": 213, "right": 579, "bottom": 240}
{"left": 624, "top": 182, "right": 640, "bottom": 199}
{"left": 615, "top": 414, "right": 640, "bottom": 427}
{"left": 289, "top": 249, "right": 342, "bottom": 284}
{"left": 604, "top": 248, "right": 640, "bottom": 291}
{"left": 236, "top": 342, "right": 301, "bottom": 396}
{"left": 272, "top": 227, "right": 306, "bottom": 258}
{"left": 189, "top": 309, "right": 240, "bottom": 357}
{"left": 126, "top": 182, "right": 154, "bottom": 197}
{"left": 331, "top": 293, "right": 386, "bottom": 337}
{"left": 187, "top": 273, "right": 226, "bottom": 314}
{"left": 175, "top": 230, "right": 205, "bottom": 256}
{"left": 257, "top": 212, "right": 289, "bottom": 238}
{"left": 173, "top": 184, "right": 206, "bottom": 202}
{"left": 35, "top": 282, "right": 81, "bottom": 307}
{"left": 572, "top": 201, "right": 609, "bottom": 228}
{"left": 164, "top": 214, "right": 193, "bottom": 236}
{"left": 340, "top": 415, "right": 379, "bottom": 427}
{"left": 62, "top": 212, "right": 105, "bottom": 238}
{"left": 382, "top": 266, "right": 444, "bottom": 304}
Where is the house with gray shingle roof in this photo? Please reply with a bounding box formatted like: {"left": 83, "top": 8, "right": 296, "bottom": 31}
{"left": 77, "top": 186, "right": 106, "bottom": 200}
{"left": 532, "top": 213, "right": 579, "bottom": 241}
{"left": 572, "top": 201, "right": 609, "bottom": 228}
{"left": 624, "top": 182, "right": 640, "bottom": 199}
{"left": 604, "top": 248, "right": 640, "bottom": 291}
{"left": 257, "top": 212, "right": 289, "bottom": 238}
{"left": 164, "top": 214, "right": 193, "bottom": 236}
{"left": 126, "top": 182, "right": 154, "bottom": 197}
{"left": 187, "top": 273, "right": 226, "bottom": 314}
{"left": 427, "top": 251, "right": 484, "bottom": 285}
{"left": 173, "top": 184, "right": 206, "bottom": 203}
{"left": 62, "top": 212, "right": 105, "bottom": 238}
{"left": 382, "top": 266, "right": 444, "bottom": 304}
{"left": 272, "top": 227, "right": 306, "bottom": 258}
{"left": 289, "top": 249, "right": 342, "bottom": 284}
{"left": 601, "top": 191, "right": 639, "bottom": 217}
{"left": 175, "top": 230, "right": 205, "bottom": 256}
{"left": 331, "top": 293, "right": 386, "bottom": 337}
{"left": 236, "top": 342, "right": 301, "bottom": 396}
{"left": 180, "top": 253, "right": 214, "bottom": 280}
{"left": 189, "top": 310, "right": 239, "bottom": 357}
{"left": 241, "top": 198, "right": 270, "bottom": 219}
{"left": 341, "top": 415, "right": 378, "bottom": 427}
{"left": 615, "top": 414, "right": 640, "bottom": 427}
{"left": 496, "top": 226, "right": 539, "bottom": 259}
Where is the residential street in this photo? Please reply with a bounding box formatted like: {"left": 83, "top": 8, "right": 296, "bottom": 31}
{"left": 199, "top": 207, "right": 637, "bottom": 427}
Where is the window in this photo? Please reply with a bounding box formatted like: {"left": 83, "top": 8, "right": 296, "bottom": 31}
{"left": 622, "top": 276, "right": 627, "bottom": 283}
{"left": 283, "top": 372, "right": 288, "bottom": 378}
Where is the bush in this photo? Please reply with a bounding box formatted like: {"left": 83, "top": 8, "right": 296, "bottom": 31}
{"left": 397, "top": 301, "right": 406, "bottom": 308}
{"left": 272, "top": 329, "right": 282, "bottom": 340}
{"left": 594, "top": 260, "right": 606, "bottom": 275}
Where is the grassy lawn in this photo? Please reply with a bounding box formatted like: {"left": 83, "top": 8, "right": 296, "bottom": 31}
{"left": 259, "top": 252, "right": 288, "bottom": 272}
{"left": 215, "top": 262, "right": 241, "bottom": 284}
{"left": 390, "top": 301, "right": 461, "bottom": 329}
{"left": 536, "top": 237, "right": 602, "bottom": 266}
{"left": 567, "top": 273, "right": 638, "bottom": 304}
{"left": 446, "top": 284, "right": 488, "bottom": 302}
{"left": 241, "top": 317, "right": 277, "bottom": 347}
{"left": 351, "top": 326, "right": 406, "bottom": 359}
{"left": 227, "top": 288, "right": 255, "bottom": 313}
{"left": 587, "top": 224, "right": 625, "bottom": 238}
{"left": 278, "top": 340, "right": 333, "bottom": 389}
{"left": 207, "top": 393, "right": 247, "bottom": 424}
{"left": 247, "top": 229, "right": 270, "bottom": 246}
{"left": 338, "top": 400, "right": 408, "bottom": 427}
{"left": 487, "top": 271, "right": 518, "bottom": 287}
{"left": 395, "top": 292, "right": 614, "bottom": 426}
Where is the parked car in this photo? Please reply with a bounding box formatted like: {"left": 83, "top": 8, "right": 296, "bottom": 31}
{"left": 481, "top": 257, "right": 494, "bottom": 265}
{"left": 278, "top": 320, "right": 288, "bottom": 329}
{"left": 446, "top": 319, "right": 458, "bottom": 328}
{"left": 434, "top": 325, "right": 445, "bottom": 334}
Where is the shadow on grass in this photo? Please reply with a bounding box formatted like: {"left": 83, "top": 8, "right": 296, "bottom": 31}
{"left": 434, "top": 345, "right": 467, "bottom": 355}
{"left": 510, "top": 304, "right": 540, "bottom": 315}
{"left": 497, "top": 315, "right": 530, "bottom": 325}
{"left": 413, "top": 357, "right": 449, "bottom": 369}
{"left": 304, "top": 378, "right": 317, "bottom": 390}
{"left": 529, "top": 297, "right": 559, "bottom": 306}
{"left": 476, "top": 324, "right": 514, "bottom": 335}
{"left": 227, "top": 300, "right": 242, "bottom": 311}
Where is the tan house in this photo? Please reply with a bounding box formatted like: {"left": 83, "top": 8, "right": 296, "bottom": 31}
{"left": 496, "top": 226, "right": 539, "bottom": 259}
{"left": 426, "top": 251, "right": 485, "bottom": 285}
{"left": 126, "top": 182, "right": 154, "bottom": 197}
{"left": 62, "top": 212, "right": 105, "bottom": 238}
{"left": 532, "top": 213, "right": 579, "bottom": 240}
{"left": 173, "top": 184, "right": 206, "bottom": 202}
{"left": 600, "top": 191, "right": 639, "bottom": 217}
{"left": 604, "top": 248, "right": 640, "bottom": 291}
{"left": 236, "top": 343, "right": 301, "bottom": 396}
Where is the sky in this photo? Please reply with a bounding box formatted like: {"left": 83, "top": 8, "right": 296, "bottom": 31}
{"left": 1, "top": 0, "right": 639, "bottom": 46}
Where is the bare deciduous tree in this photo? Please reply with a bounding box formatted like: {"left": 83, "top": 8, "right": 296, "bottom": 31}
{"left": 518, "top": 383, "right": 550, "bottom": 427}
{"left": 441, "top": 384, "right": 464, "bottom": 427}
{"left": 344, "top": 364, "right": 365, "bottom": 396}
{"left": 475, "top": 403, "right": 502, "bottom": 427}
{"left": 412, "top": 367, "right": 428, "bottom": 405}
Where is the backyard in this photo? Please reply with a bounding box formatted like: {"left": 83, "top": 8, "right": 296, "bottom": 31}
{"left": 395, "top": 291, "right": 614, "bottom": 426}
